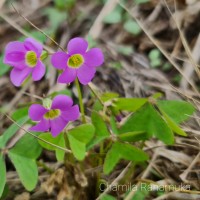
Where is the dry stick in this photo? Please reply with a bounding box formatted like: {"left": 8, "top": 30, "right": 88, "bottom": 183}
{"left": 118, "top": 1, "right": 200, "bottom": 96}
{"left": 88, "top": 83, "right": 104, "bottom": 106}
{"left": 4, "top": 79, "right": 32, "bottom": 114}
{"left": 163, "top": 0, "right": 200, "bottom": 80}
{"left": 95, "top": 162, "right": 132, "bottom": 200}
{"left": 94, "top": 142, "right": 200, "bottom": 199}
{"left": 180, "top": 34, "right": 200, "bottom": 90}
{"left": 89, "top": 0, "right": 118, "bottom": 39}
{"left": 0, "top": 0, "right": 6, "bottom": 9}
{"left": 23, "top": 92, "right": 43, "bottom": 100}
{"left": 0, "top": 12, "right": 53, "bottom": 53}
{"left": 180, "top": 152, "right": 200, "bottom": 183}
{"left": 10, "top": 3, "right": 66, "bottom": 52}
{"left": 5, "top": 114, "right": 72, "bottom": 153}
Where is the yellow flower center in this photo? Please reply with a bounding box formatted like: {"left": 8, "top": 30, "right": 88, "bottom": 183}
{"left": 44, "top": 109, "right": 61, "bottom": 119}
{"left": 25, "top": 51, "right": 37, "bottom": 67}
{"left": 67, "top": 54, "right": 84, "bottom": 68}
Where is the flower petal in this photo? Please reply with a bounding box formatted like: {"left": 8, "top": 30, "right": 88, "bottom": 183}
{"left": 3, "top": 41, "right": 26, "bottom": 69}
{"left": 4, "top": 52, "right": 26, "bottom": 70}
{"left": 67, "top": 37, "right": 88, "bottom": 54}
{"left": 24, "top": 38, "right": 43, "bottom": 57}
{"left": 57, "top": 67, "right": 77, "bottom": 84}
{"left": 4, "top": 41, "right": 26, "bottom": 54}
{"left": 29, "top": 104, "right": 48, "bottom": 121}
{"left": 61, "top": 105, "right": 80, "bottom": 121}
{"left": 29, "top": 118, "right": 50, "bottom": 132}
{"left": 32, "top": 60, "right": 45, "bottom": 81}
{"left": 84, "top": 48, "right": 104, "bottom": 67}
{"left": 5, "top": 52, "right": 25, "bottom": 62}
{"left": 77, "top": 64, "right": 96, "bottom": 85}
{"left": 51, "top": 52, "right": 68, "bottom": 69}
{"left": 10, "top": 67, "right": 32, "bottom": 87}
{"left": 50, "top": 117, "right": 68, "bottom": 137}
{"left": 51, "top": 95, "right": 73, "bottom": 111}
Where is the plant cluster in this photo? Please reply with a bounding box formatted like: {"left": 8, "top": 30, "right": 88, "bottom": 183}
{"left": 0, "top": 35, "right": 195, "bottom": 199}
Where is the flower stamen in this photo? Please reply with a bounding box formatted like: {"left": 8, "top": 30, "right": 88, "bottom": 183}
{"left": 26, "top": 51, "right": 37, "bottom": 67}
{"left": 68, "top": 54, "right": 84, "bottom": 68}
{"left": 44, "top": 109, "right": 61, "bottom": 119}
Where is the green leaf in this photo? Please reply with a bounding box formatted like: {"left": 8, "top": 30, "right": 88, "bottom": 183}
{"left": 103, "top": 142, "right": 148, "bottom": 174}
{"left": 158, "top": 109, "right": 187, "bottom": 136}
{"left": 0, "top": 54, "right": 10, "bottom": 76}
{"left": 8, "top": 152, "right": 38, "bottom": 191}
{"left": 68, "top": 134, "right": 85, "bottom": 160}
{"left": 149, "top": 49, "right": 162, "bottom": 68}
{"left": 101, "top": 194, "right": 117, "bottom": 200}
{"left": 40, "top": 51, "right": 48, "bottom": 61}
{"left": 87, "top": 112, "right": 110, "bottom": 149}
{"left": 103, "top": 6, "right": 122, "bottom": 24}
{"left": 29, "top": 31, "right": 46, "bottom": 43}
{"left": 87, "top": 35, "right": 97, "bottom": 48}
{"left": 0, "top": 184, "right": 9, "bottom": 199}
{"left": 0, "top": 154, "right": 6, "bottom": 197}
{"left": 54, "top": 0, "right": 75, "bottom": 9}
{"left": 11, "top": 107, "right": 29, "bottom": 121}
{"left": 110, "top": 115, "right": 119, "bottom": 135}
{"left": 50, "top": 89, "right": 72, "bottom": 98}
{"left": 39, "top": 132, "right": 65, "bottom": 161}
{"left": 55, "top": 141, "right": 65, "bottom": 161}
{"left": 119, "top": 103, "right": 174, "bottom": 145}
{"left": 10, "top": 133, "right": 42, "bottom": 159}
{"left": 135, "top": 0, "right": 150, "bottom": 4}
{"left": 44, "top": 8, "right": 67, "bottom": 34}
{"left": 68, "top": 124, "right": 95, "bottom": 143}
{"left": 0, "top": 116, "right": 29, "bottom": 148}
{"left": 101, "top": 92, "right": 119, "bottom": 102}
{"left": 125, "top": 183, "right": 149, "bottom": 200}
{"left": 118, "top": 131, "right": 148, "bottom": 142}
{"left": 124, "top": 19, "right": 142, "bottom": 36}
{"left": 117, "top": 45, "right": 134, "bottom": 56}
{"left": 39, "top": 132, "right": 62, "bottom": 151}
{"left": 149, "top": 49, "right": 160, "bottom": 60}
{"left": 68, "top": 124, "right": 95, "bottom": 160}
{"left": 114, "top": 98, "right": 147, "bottom": 112}
{"left": 157, "top": 100, "right": 195, "bottom": 123}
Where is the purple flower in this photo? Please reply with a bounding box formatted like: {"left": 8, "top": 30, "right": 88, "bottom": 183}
{"left": 51, "top": 37, "right": 104, "bottom": 85}
{"left": 29, "top": 95, "right": 80, "bottom": 137}
{"left": 3, "top": 38, "right": 46, "bottom": 87}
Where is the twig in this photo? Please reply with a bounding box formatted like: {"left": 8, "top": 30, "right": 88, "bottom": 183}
{"left": 0, "top": 11, "right": 53, "bottom": 53}
{"left": 89, "top": 0, "right": 118, "bottom": 39}
{"left": 5, "top": 114, "right": 72, "bottom": 153}
{"left": 11, "top": 3, "right": 66, "bottom": 52}
{"left": 96, "top": 162, "right": 132, "bottom": 200}
{"left": 118, "top": 0, "right": 200, "bottom": 96}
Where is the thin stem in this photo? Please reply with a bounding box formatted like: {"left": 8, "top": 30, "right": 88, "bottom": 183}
{"left": 75, "top": 78, "right": 86, "bottom": 123}
{"left": 88, "top": 83, "right": 104, "bottom": 106}
{"left": 95, "top": 141, "right": 104, "bottom": 196}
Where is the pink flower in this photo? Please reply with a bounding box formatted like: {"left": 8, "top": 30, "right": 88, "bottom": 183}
{"left": 51, "top": 37, "right": 104, "bottom": 85}
{"left": 3, "top": 38, "right": 46, "bottom": 87}
{"left": 29, "top": 95, "right": 80, "bottom": 137}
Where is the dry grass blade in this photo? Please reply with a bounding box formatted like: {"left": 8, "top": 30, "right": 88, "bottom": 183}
{"left": 163, "top": 0, "right": 200, "bottom": 80}
{"left": 0, "top": 11, "right": 53, "bottom": 53}
{"left": 96, "top": 162, "right": 132, "bottom": 200}
{"left": 10, "top": 3, "right": 66, "bottom": 52}
{"left": 118, "top": 0, "right": 200, "bottom": 96}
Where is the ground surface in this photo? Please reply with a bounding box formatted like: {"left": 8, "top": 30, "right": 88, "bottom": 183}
{"left": 0, "top": 0, "right": 200, "bottom": 200}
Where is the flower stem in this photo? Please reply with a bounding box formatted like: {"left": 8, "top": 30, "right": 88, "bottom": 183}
{"left": 75, "top": 78, "right": 86, "bottom": 123}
